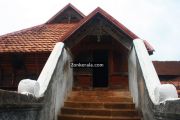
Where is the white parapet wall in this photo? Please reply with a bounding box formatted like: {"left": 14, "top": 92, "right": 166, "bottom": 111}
{"left": 18, "top": 79, "right": 40, "bottom": 96}
{"left": 17, "top": 42, "right": 73, "bottom": 120}
{"left": 128, "top": 39, "right": 180, "bottom": 119}
{"left": 154, "top": 84, "right": 178, "bottom": 103}
{"left": 128, "top": 47, "right": 139, "bottom": 107}
{"left": 133, "top": 39, "right": 161, "bottom": 105}
{"left": 37, "top": 42, "right": 64, "bottom": 97}
{"left": 17, "top": 42, "right": 64, "bottom": 97}
{"left": 131, "top": 39, "right": 178, "bottom": 105}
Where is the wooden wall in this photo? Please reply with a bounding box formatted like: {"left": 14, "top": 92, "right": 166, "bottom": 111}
{"left": 71, "top": 35, "right": 129, "bottom": 90}
{"left": 0, "top": 35, "right": 130, "bottom": 90}
{"left": 0, "top": 52, "right": 50, "bottom": 90}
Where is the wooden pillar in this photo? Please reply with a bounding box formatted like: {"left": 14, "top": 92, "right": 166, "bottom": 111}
{"left": 11, "top": 54, "right": 15, "bottom": 86}
{"left": 35, "top": 53, "right": 39, "bottom": 77}
{"left": 109, "top": 49, "right": 113, "bottom": 87}
{"left": 0, "top": 66, "right": 2, "bottom": 86}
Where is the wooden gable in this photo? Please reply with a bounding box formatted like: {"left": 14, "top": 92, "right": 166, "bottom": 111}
{"left": 46, "top": 3, "right": 85, "bottom": 24}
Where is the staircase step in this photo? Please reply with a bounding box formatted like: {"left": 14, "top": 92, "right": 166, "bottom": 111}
{"left": 58, "top": 114, "right": 141, "bottom": 120}
{"left": 64, "top": 101, "right": 135, "bottom": 109}
{"left": 58, "top": 90, "right": 141, "bottom": 120}
{"left": 70, "top": 91, "right": 131, "bottom": 97}
{"left": 67, "top": 96, "right": 133, "bottom": 102}
{"left": 61, "top": 107, "right": 138, "bottom": 117}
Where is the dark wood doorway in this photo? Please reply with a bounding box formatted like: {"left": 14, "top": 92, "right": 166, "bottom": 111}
{"left": 93, "top": 50, "right": 108, "bottom": 87}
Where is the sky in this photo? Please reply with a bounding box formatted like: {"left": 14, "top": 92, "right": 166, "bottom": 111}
{"left": 0, "top": 0, "right": 180, "bottom": 61}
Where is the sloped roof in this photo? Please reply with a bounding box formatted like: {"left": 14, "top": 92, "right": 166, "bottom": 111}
{"left": 143, "top": 40, "right": 155, "bottom": 54}
{"left": 0, "top": 23, "right": 77, "bottom": 53}
{"left": 153, "top": 61, "right": 180, "bottom": 75}
{"left": 0, "top": 3, "right": 154, "bottom": 53}
{"left": 61, "top": 7, "right": 138, "bottom": 42}
{"left": 46, "top": 3, "right": 85, "bottom": 24}
{"left": 60, "top": 7, "right": 154, "bottom": 53}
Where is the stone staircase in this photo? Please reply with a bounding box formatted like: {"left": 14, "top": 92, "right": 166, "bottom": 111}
{"left": 58, "top": 90, "right": 141, "bottom": 120}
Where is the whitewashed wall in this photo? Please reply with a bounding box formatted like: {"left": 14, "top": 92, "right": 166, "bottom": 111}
{"left": 128, "top": 47, "right": 139, "bottom": 108}
{"left": 128, "top": 39, "right": 179, "bottom": 120}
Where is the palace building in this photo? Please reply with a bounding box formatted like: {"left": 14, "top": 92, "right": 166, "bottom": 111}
{"left": 0, "top": 3, "right": 179, "bottom": 120}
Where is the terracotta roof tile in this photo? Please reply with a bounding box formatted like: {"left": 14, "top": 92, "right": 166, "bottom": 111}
{"left": 60, "top": 7, "right": 154, "bottom": 53}
{"left": 153, "top": 61, "right": 180, "bottom": 75}
{"left": 0, "top": 5, "right": 154, "bottom": 54}
{"left": 0, "top": 23, "right": 77, "bottom": 53}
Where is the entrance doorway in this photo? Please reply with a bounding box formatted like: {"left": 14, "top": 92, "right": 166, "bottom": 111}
{"left": 93, "top": 50, "right": 108, "bottom": 87}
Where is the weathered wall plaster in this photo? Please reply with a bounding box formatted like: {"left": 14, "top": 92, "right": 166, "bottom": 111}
{"left": 128, "top": 39, "right": 180, "bottom": 120}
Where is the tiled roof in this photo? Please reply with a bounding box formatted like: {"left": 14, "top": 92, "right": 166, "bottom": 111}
{"left": 0, "top": 23, "right": 77, "bottom": 53}
{"left": 46, "top": 3, "right": 85, "bottom": 24}
{"left": 62, "top": 7, "right": 139, "bottom": 42}
{"left": 0, "top": 4, "right": 154, "bottom": 53}
{"left": 61, "top": 7, "right": 154, "bottom": 53}
{"left": 153, "top": 61, "right": 180, "bottom": 75}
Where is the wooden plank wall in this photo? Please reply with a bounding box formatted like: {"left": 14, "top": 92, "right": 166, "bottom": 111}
{"left": 0, "top": 52, "right": 50, "bottom": 90}
{"left": 71, "top": 35, "right": 129, "bottom": 89}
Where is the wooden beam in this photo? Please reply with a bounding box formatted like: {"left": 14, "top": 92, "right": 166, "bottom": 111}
{"left": 102, "top": 25, "right": 131, "bottom": 50}
{"left": 65, "top": 23, "right": 99, "bottom": 48}
{"left": 100, "top": 17, "right": 132, "bottom": 50}
{"left": 65, "top": 15, "right": 132, "bottom": 51}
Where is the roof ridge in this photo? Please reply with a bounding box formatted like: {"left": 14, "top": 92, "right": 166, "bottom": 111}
{"left": 59, "top": 6, "right": 154, "bottom": 53}
{"left": 46, "top": 3, "right": 85, "bottom": 24}
{"left": 94, "top": 7, "right": 139, "bottom": 39}
{"left": 60, "top": 6, "right": 139, "bottom": 42}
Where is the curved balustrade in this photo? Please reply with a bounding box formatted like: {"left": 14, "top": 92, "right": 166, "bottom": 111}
{"left": 129, "top": 39, "right": 180, "bottom": 120}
